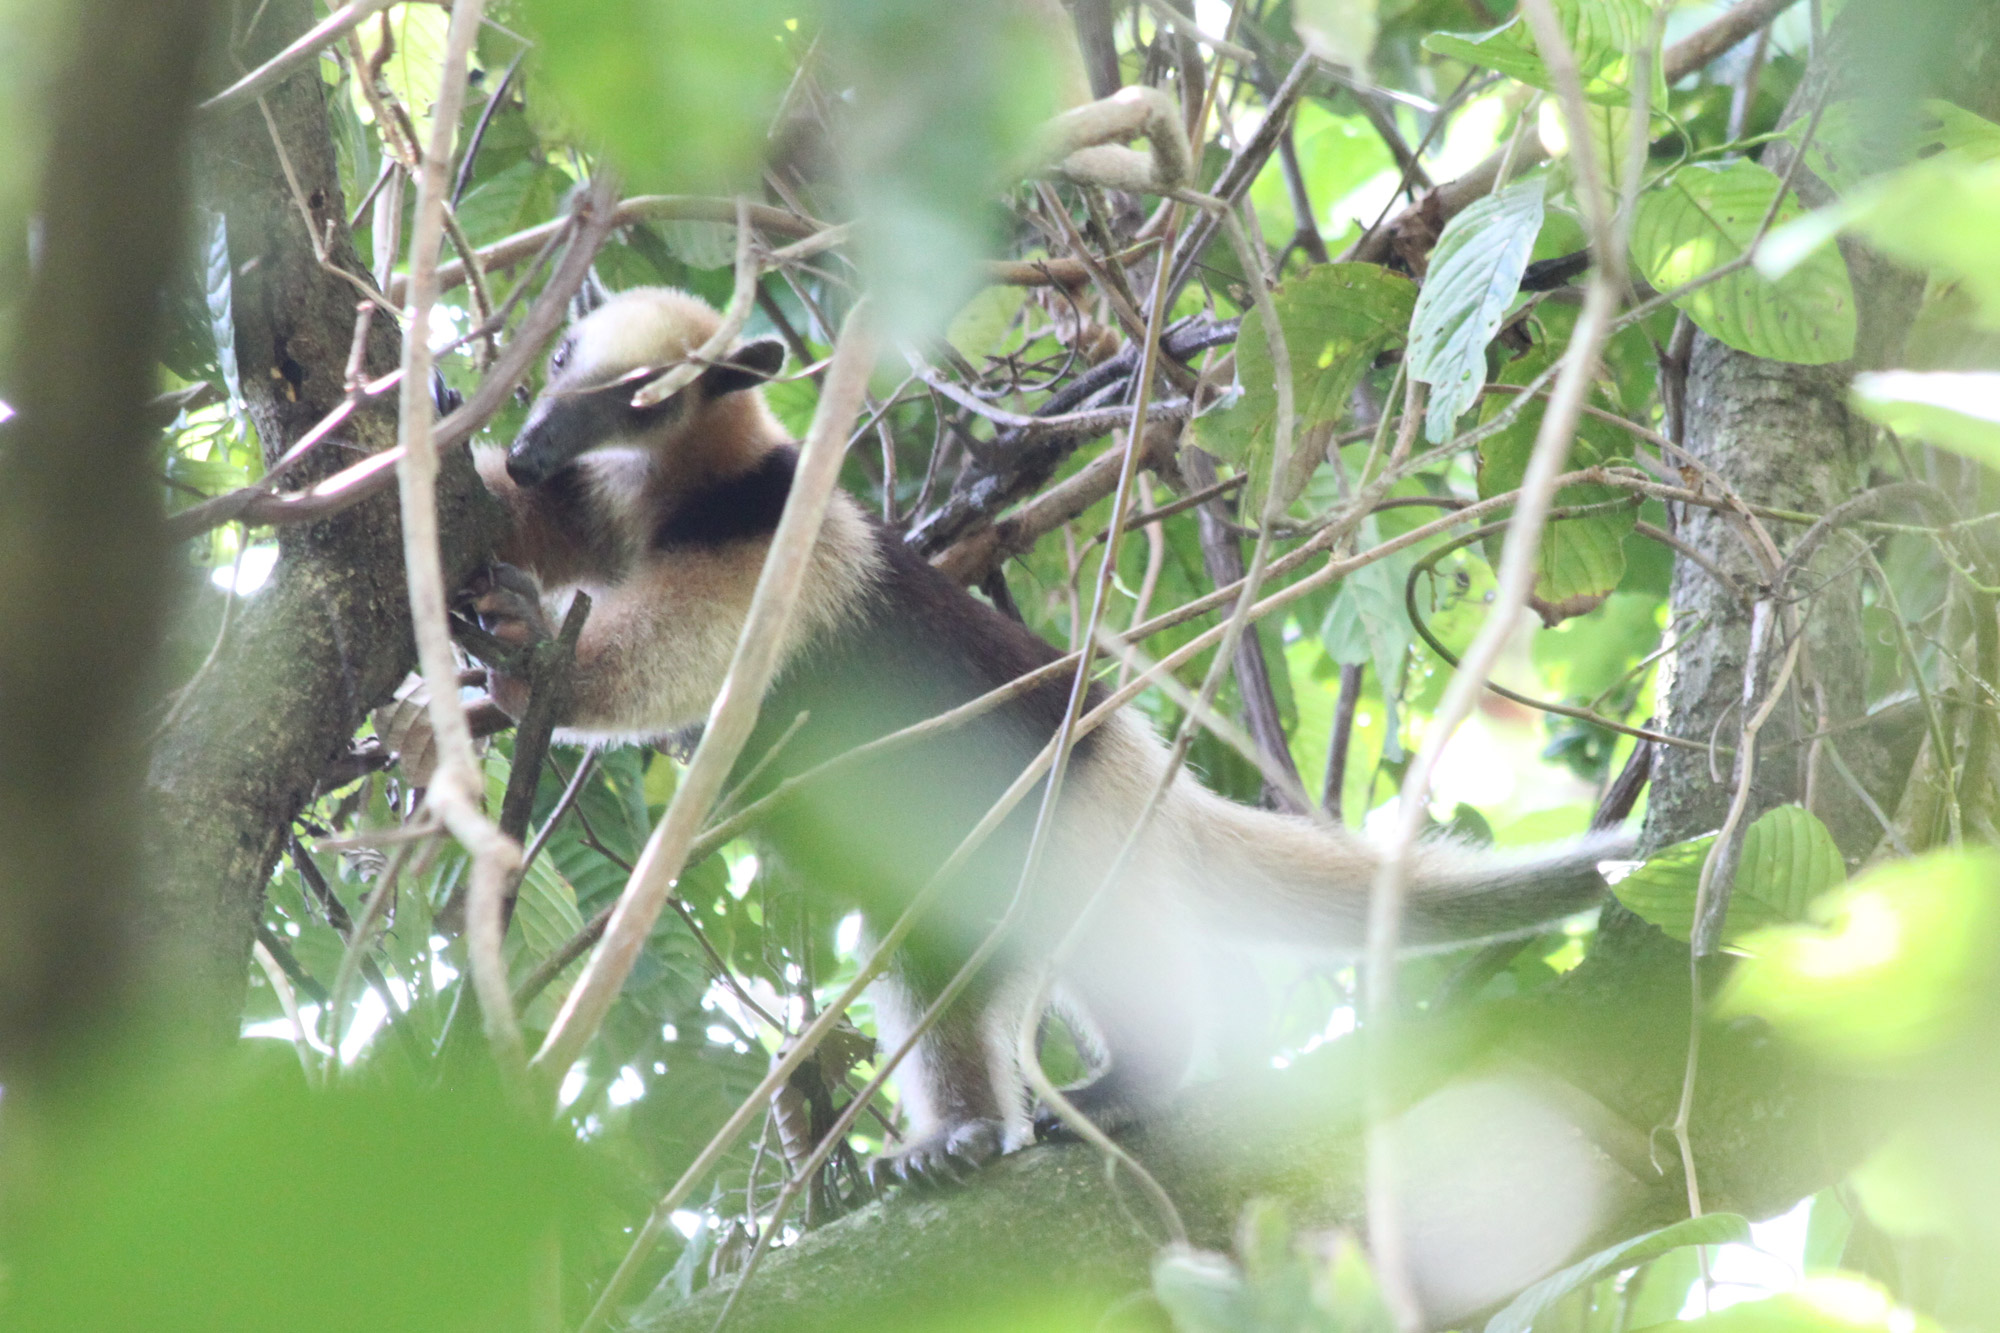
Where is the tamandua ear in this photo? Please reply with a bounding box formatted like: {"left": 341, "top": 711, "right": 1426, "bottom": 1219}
{"left": 699, "top": 337, "right": 786, "bottom": 398}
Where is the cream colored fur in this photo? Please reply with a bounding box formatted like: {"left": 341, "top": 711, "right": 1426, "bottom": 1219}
{"left": 475, "top": 285, "right": 1628, "bottom": 1171}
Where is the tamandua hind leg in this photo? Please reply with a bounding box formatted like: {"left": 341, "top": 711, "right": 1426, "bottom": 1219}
{"left": 865, "top": 968, "right": 1015, "bottom": 1190}
{"left": 1032, "top": 908, "right": 1199, "bottom": 1142}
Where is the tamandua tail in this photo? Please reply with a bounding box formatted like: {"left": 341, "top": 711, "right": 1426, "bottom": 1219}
{"left": 1165, "top": 776, "right": 1631, "bottom": 951}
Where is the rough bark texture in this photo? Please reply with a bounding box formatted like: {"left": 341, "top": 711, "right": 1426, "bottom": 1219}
{"left": 0, "top": 0, "right": 214, "bottom": 1078}
{"left": 1649, "top": 0, "right": 2000, "bottom": 856}
{"left": 144, "top": 0, "right": 503, "bottom": 1042}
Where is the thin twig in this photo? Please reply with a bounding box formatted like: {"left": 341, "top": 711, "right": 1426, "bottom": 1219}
{"left": 390, "top": 0, "right": 528, "bottom": 1089}
{"left": 199, "top": 0, "right": 396, "bottom": 115}
{"left": 1363, "top": 0, "right": 1636, "bottom": 1318}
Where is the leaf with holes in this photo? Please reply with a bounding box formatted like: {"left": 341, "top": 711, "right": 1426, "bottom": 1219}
{"left": 1792, "top": 98, "right": 2000, "bottom": 197}
{"left": 1614, "top": 805, "right": 1845, "bottom": 944}
{"left": 1424, "top": 0, "right": 1662, "bottom": 107}
{"left": 1410, "top": 176, "right": 1546, "bottom": 443}
{"left": 1196, "top": 262, "right": 1416, "bottom": 509}
{"left": 1630, "top": 160, "right": 1856, "bottom": 364}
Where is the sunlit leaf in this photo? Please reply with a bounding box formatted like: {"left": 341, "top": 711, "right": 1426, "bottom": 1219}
{"left": 1410, "top": 176, "right": 1545, "bottom": 442}
{"left": 1630, "top": 161, "right": 1856, "bottom": 364}
{"left": 1613, "top": 805, "right": 1845, "bottom": 944}
{"left": 947, "top": 284, "right": 1029, "bottom": 365}
{"left": 1485, "top": 1213, "right": 1749, "bottom": 1333}
{"left": 1850, "top": 370, "right": 2000, "bottom": 466}
{"left": 1249, "top": 101, "right": 1394, "bottom": 247}
{"left": 1198, "top": 262, "right": 1416, "bottom": 507}
{"left": 1474, "top": 326, "right": 1633, "bottom": 620}
{"left": 1656, "top": 1275, "right": 1940, "bottom": 1333}
{"left": 350, "top": 4, "right": 454, "bottom": 146}
{"left": 1423, "top": 0, "right": 1663, "bottom": 107}
{"left": 1722, "top": 849, "right": 2000, "bottom": 1065}
{"left": 1295, "top": 0, "right": 1379, "bottom": 74}
{"left": 519, "top": 0, "right": 805, "bottom": 191}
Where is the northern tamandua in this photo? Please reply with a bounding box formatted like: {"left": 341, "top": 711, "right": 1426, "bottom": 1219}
{"left": 465, "top": 287, "right": 1630, "bottom": 1185}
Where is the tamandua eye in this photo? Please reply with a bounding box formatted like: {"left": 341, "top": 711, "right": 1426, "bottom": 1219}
{"left": 549, "top": 338, "right": 575, "bottom": 374}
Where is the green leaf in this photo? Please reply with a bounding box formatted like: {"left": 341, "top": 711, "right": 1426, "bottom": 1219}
{"left": 1613, "top": 805, "right": 1844, "bottom": 944}
{"left": 1484, "top": 1213, "right": 1749, "bottom": 1333}
{"left": 509, "top": 854, "right": 588, "bottom": 1027}
{"left": 1410, "top": 177, "right": 1545, "bottom": 443}
{"left": 1659, "top": 1276, "right": 1939, "bottom": 1333}
{"left": 1154, "top": 1248, "right": 1257, "bottom": 1333}
{"left": 1840, "top": 158, "right": 2000, "bottom": 324}
{"left": 1624, "top": 1248, "right": 1703, "bottom": 1330}
{"left": 520, "top": 0, "right": 805, "bottom": 191}
{"left": 831, "top": 0, "right": 1064, "bottom": 338}
{"left": 1852, "top": 372, "right": 2000, "bottom": 466}
{"left": 452, "top": 159, "right": 559, "bottom": 246}
{"left": 1803, "top": 1191, "right": 1854, "bottom": 1272}
{"left": 1630, "top": 160, "right": 1856, "bottom": 364}
{"left": 1321, "top": 515, "right": 1413, "bottom": 762}
{"left": 1423, "top": 0, "right": 1662, "bottom": 106}
{"left": 1792, "top": 98, "right": 2000, "bottom": 197}
{"left": 1294, "top": 0, "right": 1379, "bottom": 74}
{"left": 350, "top": 4, "right": 454, "bottom": 146}
{"left": 1475, "top": 328, "right": 1634, "bottom": 620}
{"left": 1722, "top": 849, "right": 2000, "bottom": 1066}
{"left": 1198, "top": 263, "right": 1416, "bottom": 507}
{"left": 1249, "top": 102, "right": 1394, "bottom": 247}
{"left": 201, "top": 209, "right": 239, "bottom": 409}
{"left": 947, "top": 283, "right": 1029, "bottom": 364}
{"left": 1737, "top": 805, "right": 1847, "bottom": 922}
{"left": 9, "top": 1073, "right": 579, "bottom": 1333}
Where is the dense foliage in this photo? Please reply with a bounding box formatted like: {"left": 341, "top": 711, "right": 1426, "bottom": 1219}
{"left": 6, "top": 0, "right": 2000, "bottom": 1331}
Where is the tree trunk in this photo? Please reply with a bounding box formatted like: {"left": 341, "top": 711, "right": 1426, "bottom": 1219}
{"left": 143, "top": 0, "right": 503, "bottom": 1044}
{"left": 0, "top": 0, "right": 214, "bottom": 1080}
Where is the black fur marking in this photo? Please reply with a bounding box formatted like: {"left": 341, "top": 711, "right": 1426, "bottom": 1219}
{"left": 508, "top": 373, "right": 681, "bottom": 487}
{"left": 698, "top": 338, "right": 785, "bottom": 398}
{"left": 737, "top": 521, "right": 1108, "bottom": 981}
{"left": 651, "top": 446, "right": 798, "bottom": 550}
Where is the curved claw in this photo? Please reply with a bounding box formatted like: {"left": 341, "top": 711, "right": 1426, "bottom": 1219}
{"left": 867, "top": 1118, "right": 1005, "bottom": 1192}
{"left": 464, "top": 562, "right": 552, "bottom": 648}
{"left": 1031, "top": 1105, "right": 1075, "bottom": 1143}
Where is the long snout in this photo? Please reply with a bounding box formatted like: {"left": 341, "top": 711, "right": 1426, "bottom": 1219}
{"left": 505, "top": 395, "right": 595, "bottom": 488}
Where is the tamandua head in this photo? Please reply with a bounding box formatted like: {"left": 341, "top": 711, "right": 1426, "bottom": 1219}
{"left": 506, "top": 286, "right": 788, "bottom": 490}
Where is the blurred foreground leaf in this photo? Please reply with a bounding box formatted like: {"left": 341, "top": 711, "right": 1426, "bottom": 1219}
{"left": 5, "top": 1070, "right": 581, "bottom": 1333}
{"left": 1722, "top": 849, "right": 2000, "bottom": 1066}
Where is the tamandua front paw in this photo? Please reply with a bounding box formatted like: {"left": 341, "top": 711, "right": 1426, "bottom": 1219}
{"left": 462, "top": 562, "right": 553, "bottom": 648}
{"left": 866, "top": 1118, "right": 1006, "bottom": 1191}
